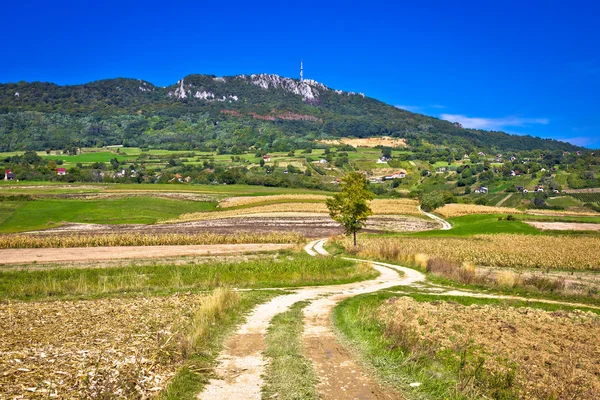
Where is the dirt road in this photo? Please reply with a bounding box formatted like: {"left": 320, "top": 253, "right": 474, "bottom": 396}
{"left": 198, "top": 240, "right": 424, "bottom": 399}
{"left": 0, "top": 243, "right": 293, "bottom": 264}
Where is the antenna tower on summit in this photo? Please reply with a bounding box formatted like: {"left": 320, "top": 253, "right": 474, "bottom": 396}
{"left": 300, "top": 60, "right": 304, "bottom": 82}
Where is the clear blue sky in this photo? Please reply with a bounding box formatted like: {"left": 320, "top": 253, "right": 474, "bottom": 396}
{"left": 2, "top": 0, "right": 599, "bottom": 148}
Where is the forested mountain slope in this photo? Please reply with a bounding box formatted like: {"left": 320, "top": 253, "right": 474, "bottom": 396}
{"left": 0, "top": 74, "right": 580, "bottom": 153}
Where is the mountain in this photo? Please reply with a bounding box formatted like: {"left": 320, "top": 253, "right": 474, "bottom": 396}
{"left": 0, "top": 74, "right": 582, "bottom": 153}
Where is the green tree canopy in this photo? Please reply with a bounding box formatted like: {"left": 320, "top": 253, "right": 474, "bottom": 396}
{"left": 326, "top": 172, "right": 374, "bottom": 246}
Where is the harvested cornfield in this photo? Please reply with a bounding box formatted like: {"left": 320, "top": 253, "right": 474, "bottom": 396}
{"left": 218, "top": 194, "right": 328, "bottom": 208}
{"left": 0, "top": 232, "right": 304, "bottom": 249}
{"left": 0, "top": 293, "right": 208, "bottom": 399}
{"left": 436, "top": 204, "right": 522, "bottom": 218}
{"left": 347, "top": 234, "right": 600, "bottom": 270}
{"left": 378, "top": 297, "right": 600, "bottom": 399}
{"left": 525, "top": 209, "right": 600, "bottom": 217}
{"left": 169, "top": 199, "right": 421, "bottom": 223}
{"left": 370, "top": 199, "right": 421, "bottom": 216}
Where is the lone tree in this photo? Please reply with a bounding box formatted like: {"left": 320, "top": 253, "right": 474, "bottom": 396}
{"left": 326, "top": 172, "right": 374, "bottom": 246}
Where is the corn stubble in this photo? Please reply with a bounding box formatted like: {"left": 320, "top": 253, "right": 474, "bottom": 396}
{"left": 0, "top": 232, "right": 303, "bottom": 249}
{"left": 348, "top": 234, "right": 600, "bottom": 271}
{"left": 378, "top": 297, "right": 600, "bottom": 399}
{"left": 0, "top": 293, "right": 217, "bottom": 398}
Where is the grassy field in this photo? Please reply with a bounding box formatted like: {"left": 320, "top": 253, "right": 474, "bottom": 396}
{"left": 0, "top": 253, "right": 376, "bottom": 301}
{"left": 0, "top": 197, "right": 217, "bottom": 232}
{"left": 0, "top": 181, "right": 336, "bottom": 196}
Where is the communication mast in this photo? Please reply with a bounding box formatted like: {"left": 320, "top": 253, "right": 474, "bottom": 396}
{"left": 300, "top": 60, "right": 304, "bottom": 82}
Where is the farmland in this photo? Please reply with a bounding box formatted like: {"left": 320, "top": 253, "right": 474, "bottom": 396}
{"left": 335, "top": 293, "right": 600, "bottom": 400}
{"left": 342, "top": 234, "right": 600, "bottom": 271}
{"left": 1, "top": 178, "right": 600, "bottom": 399}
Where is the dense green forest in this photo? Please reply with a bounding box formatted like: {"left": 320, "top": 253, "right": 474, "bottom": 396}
{"left": 0, "top": 74, "right": 583, "bottom": 153}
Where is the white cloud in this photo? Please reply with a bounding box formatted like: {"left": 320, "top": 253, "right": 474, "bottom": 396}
{"left": 430, "top": 104, "right": 446, "bottom": 109}
{"left": 440, "top": 114, "right": 549, "bottom": 130}
{"left": 395, "top": 105, "right": 422, "bottom": 112}
{"left": 557, "top": 136, "right": 593, "bottom": 146}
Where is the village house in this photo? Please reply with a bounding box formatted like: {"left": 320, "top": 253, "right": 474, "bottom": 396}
{"left": 4, "top": 169, "right": 16, "bottom": 181}
{"left": 56, "top": 168, "right": 67, "bottom": 176}
{"left": 376, "top": 156, "right": 389, "bottom": 164}
{"left": 319, "top": 158, "right": 328, "bottom": 164}
{"left": 169, "top": 173, "right": 183, "bottom": 183}
{"left": 262, "top": 155, "right": 271, "bottom": 162}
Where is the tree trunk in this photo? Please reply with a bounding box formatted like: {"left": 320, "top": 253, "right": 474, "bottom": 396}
{"left": 353, "top": 230, "right": 357, "bottom": 247}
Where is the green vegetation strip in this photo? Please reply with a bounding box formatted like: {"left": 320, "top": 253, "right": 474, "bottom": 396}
{"left": 262, "top": 301, "right": 319, "bottom": 400}
{"left": 0, "top": 254, "right": 377, "bottom": 301}
{"left": 0, "top": 197, "right": 217, "bottom": 233}
{"left": 333, "top": 292, "right": 599, "bottom": 400}
{"left": 160, "top": 290, "right": 278, "bottom": 400}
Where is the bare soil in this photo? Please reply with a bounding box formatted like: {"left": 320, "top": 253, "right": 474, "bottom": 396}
{"left": 526, "top": 221, "right": 600, "bottom": 231}
{"left": 29, "top": 215, "right": 436, "bottom": 237}
{"left": 0, "top": 244, "right": 293, "bottom": 264}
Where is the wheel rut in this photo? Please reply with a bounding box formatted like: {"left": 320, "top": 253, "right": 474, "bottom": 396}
{"left": 197, "top": 240, "right": 423, "bottom": 399}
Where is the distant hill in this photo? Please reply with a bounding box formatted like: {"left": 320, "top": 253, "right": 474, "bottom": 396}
{"left": 0, "top": 74, "right": 582, "bottom": 153}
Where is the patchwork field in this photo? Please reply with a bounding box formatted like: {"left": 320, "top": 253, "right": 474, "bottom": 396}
{"left": 1, "top": 181, "right": 599, "bottom": 399}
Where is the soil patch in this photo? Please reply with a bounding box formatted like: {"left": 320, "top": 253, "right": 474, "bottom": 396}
{"left": 0, "top": 244, "right": 292, "bottom": 264}
{"left": 526, "top": 221, "right": 600, "bottom": 231}
{"left": 29, "top": 215, "right": 435, "bottom": 237}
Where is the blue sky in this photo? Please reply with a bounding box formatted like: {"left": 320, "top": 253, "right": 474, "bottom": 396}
{"left": 2, "top": 0, "right": 599, "bottom": 148}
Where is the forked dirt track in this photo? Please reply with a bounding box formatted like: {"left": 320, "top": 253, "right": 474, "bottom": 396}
{"left": 199, "top": 227, "right": 598, "bottom": 399}
{"left": 198, "top": 241, "right": 424, "bottom": 399}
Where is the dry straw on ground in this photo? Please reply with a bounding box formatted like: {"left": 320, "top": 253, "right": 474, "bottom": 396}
{"left": 378, "top": 297, "right": 600, "bottom": 399}
{"left": 435, "top": 204, "right": 522, "bottom": 218}
{"left": 0, "top": 293, "right": 212, "bottom": 399}
{"left": 218, "top": 195, "right": 328, "bottom": 208}
{"left": 170, "top": 198, "right": 421, "bottom": 223}
{"left": 348, "top": 234, "right": 600, "bottom": 270}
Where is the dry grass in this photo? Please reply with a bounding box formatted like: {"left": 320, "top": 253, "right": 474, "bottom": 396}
{"left": 0, "top": 293, "right": 209, "bottom": 398}
{"left": 0, "top": 232, "right": 304, "bottom": 249}
{"left": 186, "top": 289, "right": 240, "bottom": 351}
{"left": 378, "top": 297, "right": 600, "bottom": 399}
{"left": 525, "top": 209, "right": 600, "bottom": 217}
{"left": 218, "top": 195, "right": 328, "bottom": 208}
{"left": 169, "top": 198, "right": 421, "bottom": 223}
{"left": 318, "top": 136, "right": 407, "bottom": 148}
{"left": 371, "top": 199, "right": 421, "bottom": 216}
{"left": 436, "top": 204, "right": 522, "bottom": 218}
{"left": 348, "top": 234, "right": 600, "bottom": 270}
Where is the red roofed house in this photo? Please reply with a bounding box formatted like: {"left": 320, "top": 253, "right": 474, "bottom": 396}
{"left": 263, "top": 155, "right": 271, "bottom": 162}
{"left": 56, "top": 168, "right": 67, "bottom": 176}
{"left": 4, "top": 169, "right": 16, "bottom": 181}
